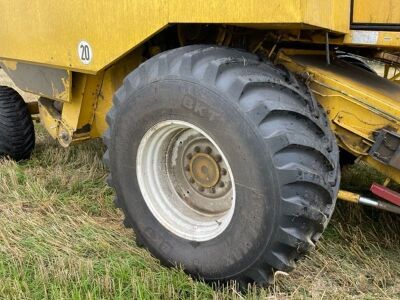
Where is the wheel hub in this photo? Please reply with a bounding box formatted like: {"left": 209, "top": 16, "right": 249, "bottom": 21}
{"left": 189, "top": 152, "right": 220, "bottom": 188}
{"left": 173, "top": 133, "right": 232, "bottom": 213}
{"left": 136, "top": 120, "right": 236, "bottom": 241}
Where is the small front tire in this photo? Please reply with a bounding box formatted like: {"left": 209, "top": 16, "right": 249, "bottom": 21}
{"left": 0, "top": 86, "right": 35, "bottom": 161}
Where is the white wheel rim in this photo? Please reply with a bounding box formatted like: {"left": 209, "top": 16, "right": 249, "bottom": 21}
{"left": 136, "top": 120, "right": 236, "bottom": 242}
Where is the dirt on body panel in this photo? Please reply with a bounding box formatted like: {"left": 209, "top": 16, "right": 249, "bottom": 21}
{"left": 0, "top": 69, "right": 37, "bottom": 103}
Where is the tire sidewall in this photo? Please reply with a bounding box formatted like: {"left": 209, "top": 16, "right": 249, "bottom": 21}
{"left": 110, "top": 78, "right": 280, "bottom": 280}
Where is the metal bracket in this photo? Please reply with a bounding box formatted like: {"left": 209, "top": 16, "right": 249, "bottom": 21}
{"left": 369, "top": 129, "right": 400, "bottom": 170}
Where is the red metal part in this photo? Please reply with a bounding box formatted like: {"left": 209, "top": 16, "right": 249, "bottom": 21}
{"left": 370, "top": 183, "right": 400, "bottom": 207}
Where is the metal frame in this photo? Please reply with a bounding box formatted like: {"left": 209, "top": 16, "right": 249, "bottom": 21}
{"left": 277, "top": 49, "right": 400, "bottom": 183}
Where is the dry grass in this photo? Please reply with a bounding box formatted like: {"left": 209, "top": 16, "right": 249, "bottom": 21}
{"left": 0, "top": 127, "right": 398, "bottom": 299}
{"left": 1, "top": 72, "right": 400, "bottom": 299}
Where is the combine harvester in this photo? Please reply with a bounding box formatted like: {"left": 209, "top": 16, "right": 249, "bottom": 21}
{"left": 1, "top": 0, "right": 399, "bottom": 286}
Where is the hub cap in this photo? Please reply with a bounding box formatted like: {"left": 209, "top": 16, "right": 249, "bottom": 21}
{"left": 136, "top": 120, "right": 236, "bottom": 241}
{"left": 190, "top": 152, "right": 220, "bottom": 188}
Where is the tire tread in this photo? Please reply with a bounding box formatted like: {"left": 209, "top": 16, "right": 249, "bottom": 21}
{"left": 0, "top": 86, "right": 35, "bottom": 160}
{"left": 103, "top": 45, "right": 340, "bottom": 285}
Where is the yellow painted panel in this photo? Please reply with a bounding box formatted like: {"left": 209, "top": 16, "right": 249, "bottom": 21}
{"left": 353, "top": 0, "right": 400, "bottom": 24}
{"left": 171, "top": 0, "right": 349, "bottom": 32}
{"left": 169, "top": 0, "right": 302, "bottom": 23}
{"left": 0, "top": 0, "right": 168, "bottom": 73}
{"left": 301, "top": 0, "right": 350, "bottom": 34}
{"left": 288, "top": 54, "right": 400, "bottom": 120}
{"left": 0, "top": 0, "right": 349, "bottom": 73}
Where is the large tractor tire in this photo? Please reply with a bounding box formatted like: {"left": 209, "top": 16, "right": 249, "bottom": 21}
{"left": 104, "top": 45, "right": 340, "bottom": 286}
{"left": 0, "top": 86, "right": 35, "bottom": 161}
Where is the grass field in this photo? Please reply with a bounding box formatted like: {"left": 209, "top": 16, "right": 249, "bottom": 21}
{"left": 1, "top": 71, "right": 400, "bottom": 299}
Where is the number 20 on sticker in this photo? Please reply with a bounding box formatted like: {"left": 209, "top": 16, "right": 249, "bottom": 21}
{"left": 78, "top": 41, "right": 92, "bottom": 65}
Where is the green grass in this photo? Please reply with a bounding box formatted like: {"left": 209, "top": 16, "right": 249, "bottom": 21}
{"left": 0, "top": 126, "right": 399, "bottom": 299}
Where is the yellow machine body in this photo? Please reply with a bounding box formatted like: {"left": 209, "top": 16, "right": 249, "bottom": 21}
{"left": 0, "top": 0, "right": 351, "bottom": 73}
{"left": 1, "top": 0, "right": 400, "bottom": 183}
{"left": 352, "top": 0, "right": 400, "bottom": 24}
{"left": 1, "top": 0, "right": 400, "bottom": 73}
{"left": 277, "top": 50, "right": 400, "bottom": 182}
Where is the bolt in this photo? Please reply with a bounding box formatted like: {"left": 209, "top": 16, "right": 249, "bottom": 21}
{"left": 186, "top": 153, "right": 193, "bottom": 160}
{"left": 219, "top": 182, "right": 225, "bottom": 188}
{"left": 215, "top": 155, "right": 222, "bottom": 162}
{"left": 189, "top": 177, "right": 195, "bottom": 184}
{"left": 59, "top": 132, "right": 69, "bottom": 142}
{"left": 210, "top": 187, "right": 216, "bottom": 194}
{"left": 194, "top": 146, "right": 201, "bottom": 153}
{"left": 221, "top": 168, "right": 227, "bottom": 176}
{"left": 205, "top": 146, "right": 212, "bottom": 154}
{"left": 185, "top": 165, "right": 190, "bottom": 172}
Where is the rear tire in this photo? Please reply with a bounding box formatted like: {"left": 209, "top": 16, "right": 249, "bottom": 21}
{"left": 0, "top": 86, "right": 35, "bottom": 161}
{"left": 104, "top": 45, "right": 340, "bottom": 286}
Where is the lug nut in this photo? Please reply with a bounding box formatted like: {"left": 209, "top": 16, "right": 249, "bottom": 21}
{"left": 205, "top": 146, "right": 212, "bottom": 154}
{"left": 199, "top": 186, "right": 205, "bottom": 192}
{"left": 215, "top": 155, "right": 222, "bottom": 162}
{"left": 221, "top": 168, "right": 227, "bottom": 175}
{"left": 186, "top": 153, "right": 193, "bottom": 159}
{"left": 189, "top": 177, "right": 195, "bottom": 184}
{"left": 210, "top": 187, "right": 216, "bottom": 194}
{"left": 194, "top": 146, "right": 201, "bottom": 153}
{"left": 219, "top": 182, "right": 225, "bottom": 188}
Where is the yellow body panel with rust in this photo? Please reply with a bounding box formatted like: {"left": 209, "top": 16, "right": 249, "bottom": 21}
{"left": 0, "top": 0, "right": 352, "bottom": 73}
